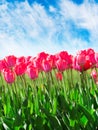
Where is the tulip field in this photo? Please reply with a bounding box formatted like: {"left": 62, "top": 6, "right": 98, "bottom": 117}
{"left": 0, "top": 48, "right": 98, "bottom": 130}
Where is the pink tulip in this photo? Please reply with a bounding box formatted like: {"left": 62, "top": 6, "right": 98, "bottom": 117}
{"left": 91, "top": 69, "right": 98, "bottom": 85}
{"left": 16, "top": 56, "right": 25, "bottom": 64}
{"left": 32, "top": 57, "right": 42, "bottom": 72}
{"left": 86, "top": 48, "right": 96, "bottom": 65}
{"left": 47, "top": 55, "right": 56, "bottom": 69}
{"left": 24, "top": 56, "right": 32, "bottom": 65}
{"left": 76, "top": 49, "right": 93, "bottom": 71}
{"left": 0, "top": 59, "right": 8, "bottom": 72}
{"left": 5, "top": 55, "right": 17, "bottom": 68}
{"left": 55, "top": 51, "right": 73, "bottom": 69}
{"left": 56, "top": 51, "right": 68, "bottom": 60}
{"left": 14, "top": 62, "right": 26, "bottom": 76}
{"left": 33, "top": 52, "right": 48, "bottom": 71}
{"left": 3, "top": 68, "right": 15, "bottom": 84}
{"left": 91, "top": 70, "right": 97, "bottom": 79}
{"left": 26, "top": 66, "right": 38, "bottom": 80}
{"left": 95, "top": 53, "right": 98, "bottom": 62}
{"left": 72, "top": 56, "right": 82, "bottom": 71}
{"left": 37, "top": 52, "right": 48, "bottom": 60}
{"left": 41, "top": 60, "right": 52, "bottom": 72}
{"left": 67, "top": 54, "right": 73, "bottom": 69}
{"left": 77, "top": 54, "right": 86, "bottom": 66}
{"left": 95, "top": 53, "right": 98, "bottom": 68}
{"left": 56, "top": 59, "right": 67, "bottom": 71}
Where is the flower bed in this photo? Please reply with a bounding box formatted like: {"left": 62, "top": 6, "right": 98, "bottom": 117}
{"left": 0, "top": 48, "right": 98, "bottom": 130}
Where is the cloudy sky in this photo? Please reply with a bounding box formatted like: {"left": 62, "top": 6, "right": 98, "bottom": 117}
{"left": 0, "top": 0, "right": 98, "bottom": 58}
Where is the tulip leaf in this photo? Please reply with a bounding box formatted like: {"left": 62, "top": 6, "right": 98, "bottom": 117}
{"left": 80, "top": 115, "right": 88, "bottom": 128}
{"left": 70, "top": 119, "right": 76, "bottom": 127}
{"left": 48, "top": 115, "right": 63, "bottom": 130}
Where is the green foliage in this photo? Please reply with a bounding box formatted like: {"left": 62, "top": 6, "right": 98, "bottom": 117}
{"left": 0, "top": 69, "right": 98, "bottom": 130}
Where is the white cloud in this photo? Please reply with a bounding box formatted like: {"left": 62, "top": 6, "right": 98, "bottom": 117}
{"left": 49, "top": 6, "right": 56, "bottom": 12}
{"left": 59, "top": 0, "right": 98, "bottom": 42}
{"left": 0, "top": 0, "right": 98, "bottom": 59}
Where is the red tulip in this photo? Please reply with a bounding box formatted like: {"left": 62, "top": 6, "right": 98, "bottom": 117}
{"left": 31, "top": 57, "right": 42, "bottom": 72}
{"left": 32, "top": 52, "right": 49, "bottom": 71}
{"left": 25, "top": 56, "right": 32, "bottom": 64}
{"left": 5, "top": 55, "right": 17, "bottom": 68}
{"left": 26, "top": 66, "right": 38, "bottom": 80}
{"left": 86, "top": 48, "right": 96, "bottom": 65}
{"left": 0, "top": 59, "right": 8, "bottom": 72}
{"left": 56, "top": 72, "right": 63, "bottom": 81}
{"left": 47, "top": 55, "right": 56, "bottom": 69}
{"left": 16, "top": 56, "right": 25, "bottom": 64}
{"left": 56, "top": 51, "right": 68, "bottom": 60}
{"left": 56, "top": 59, "right": 67, "bottom": 71}
{"left": 67, "top": 54, "right": 73, "bottom": 69}
{"left": 41, "top": 59, "right": 52, "bottom": 72}
{"left": 72, "top": 56, "right": 82, "bottom": 71}
{"left": 14, "top": 62, "right": 26, "bottom": 76}
{"left": 77, "top": 54, "right": 86, "bottom": 66}
{"left": 76, "top": 49, "right": 93, "bottom": 71}
{"left": 3, "top": 68, "right": 15, "bottom": 84}
{"left": 55, "top": 51, "right": 73, "bottom": 69}
{"left": 37, "top": 52, "right": 48, "bottom": 61}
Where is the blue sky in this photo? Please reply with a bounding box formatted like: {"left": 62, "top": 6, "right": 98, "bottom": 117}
{"left": 0, "top": 0, "right": 98, "bottom": 58}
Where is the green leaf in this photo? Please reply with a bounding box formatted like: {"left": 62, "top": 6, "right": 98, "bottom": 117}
{"left": 28, "top": 124, "right": 32, "bottom": 130}
{"left": 52, "top": 97, "right": 57, "bottom": 114}
{"left": 48, "top": 115, "right": 62, "bottom": 130}
{"left": 57, "top": 95, "right": 70, "bottom": 112}
{"left": 3, "top": 96, "right": 11, "bottom": 116}
{"left": 80, "top": 115, "right": 88, "bottom": 128}
{"left": 78, "top": 104, "right": 95, "bottom": 122}
{"left": 62, "top": 115, "right": 70, "bottom": 130}
{"left": 2, "top": 117, "right": 14, "bottom": 130}
{"left": 78, "top": 104, "right": 95, "bottom": 129}
{"left": 70, "top": 119, "right": 76, "bottom": 127}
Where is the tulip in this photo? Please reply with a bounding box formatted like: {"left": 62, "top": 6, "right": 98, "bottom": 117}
{"left": 56, "top": 51, "right": 68, "bottom": 60}
{"left": 16, "top": 56, "right": 25, "bottom": 64}
{"left": 91, "top": 70, "right": 97, "bottom": 79}
{"left": 5, "top": 55, "right": 17, "bottom": 68}
{"left": 77, "top": 54, "right": 86, "bottom": 66}
{"left": 56, "top": 72, "right": 63, "bottom": 81}
{"left": 67, "top": 54, "right": 73, "bottom": 69}
{"left": 55, "top": 59, "right": 67, "bottom": 71}
{"left": 26, "top": 67, "right": 38, "bottom": 80}
{"left": 25, "top": 56, "right": 32, "bottom": 64}
{"left": 76, "top": 49, "right": 92, "bottom": 71}
{"left": 37, "top": 52, "right": 48, "bottom": 61}
{"left": 95, "top": 53, "right": 98, "bottom": 67}
{"left": 86, "top": 48, "right": 96, "bottom": 65}
{"left": 47, "top": 55, "right": 56, "bottom": 69}
{"left": 73, "top": 56, "right": 82, "bottom": 71}
{"left": 31, "top": 57, "right": 42, "bottom": 72}
{"left": 14, "top": 62, "right": 26, "bottom": 76}
{"left": 3, "top": 68, "right": 15, "bottom": 84}
{"left": 41, "top": 60, "right": 52, "bottom": 72}
{"left": 91, "top": 70, "right": 98, "bottom": 85}
{"left": 0, "top": 59, "right": 8, "bottom": 72}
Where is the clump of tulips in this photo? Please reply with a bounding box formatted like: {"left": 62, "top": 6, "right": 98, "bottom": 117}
{"left": 0, "top": 48, "right": 98, "bottom": 130}
{"left": 0, "top": 48, "right": 97, "bottom": 84}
